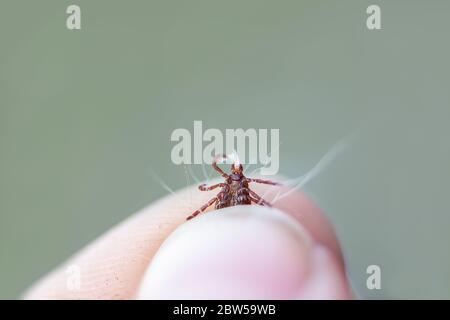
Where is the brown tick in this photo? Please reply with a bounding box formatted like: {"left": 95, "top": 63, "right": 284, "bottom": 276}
{"left": 187, "top": 154, "right": 281, "bottom": 220}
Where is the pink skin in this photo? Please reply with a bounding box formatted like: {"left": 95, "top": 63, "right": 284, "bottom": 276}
{"left": 24, "top": 180, "right": 352, "bottom": 300}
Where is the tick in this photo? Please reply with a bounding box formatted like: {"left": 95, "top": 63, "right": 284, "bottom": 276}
{"left": 187, "top": 154, "right": 281, "bottom": 220}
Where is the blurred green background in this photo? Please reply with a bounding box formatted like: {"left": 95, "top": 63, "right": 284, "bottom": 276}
{"left": 1, "top": 0, "right": 450, "bottom": 299}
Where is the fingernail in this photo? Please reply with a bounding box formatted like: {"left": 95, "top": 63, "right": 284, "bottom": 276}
{"left": 137, "top": 205, "right": 348, "bottom": 299}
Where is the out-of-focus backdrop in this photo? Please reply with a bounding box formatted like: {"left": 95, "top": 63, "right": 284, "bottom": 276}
{"left": 1, "top": 0, "right": 450, "bottom": 299}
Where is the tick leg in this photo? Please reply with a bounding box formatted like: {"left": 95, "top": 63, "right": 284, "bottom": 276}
{"left": 247, "top": 178, "right": 280, "bottom": 186}
{"left": 186, "top": 197, "right": 218, "bottom": 220}
{"left": 212, "top": 154, "right": 229, "bottom": 178}
{"left": 198, "top": 183, "right": 226, "bottom": 191}
{"left": 249, "top": 190, "right": 272, "bottom": 207}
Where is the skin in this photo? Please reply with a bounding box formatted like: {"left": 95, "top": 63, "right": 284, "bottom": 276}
{"left": 24, "top": 180, "right": 352, "bottom": 299}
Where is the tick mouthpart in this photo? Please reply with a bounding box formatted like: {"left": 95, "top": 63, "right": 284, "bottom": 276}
{"left": 231, "top": 163, "right": 243, "bottom": 174}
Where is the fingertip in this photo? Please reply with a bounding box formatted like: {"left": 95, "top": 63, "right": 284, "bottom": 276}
{"left": 24, "top": 179, "right": 348, "bottom": 300}
{"left": 137, "top": 205, "right": 350, "bottom": 299}
{"left": 295, "top": 245, "right": 353, "bottom": 299}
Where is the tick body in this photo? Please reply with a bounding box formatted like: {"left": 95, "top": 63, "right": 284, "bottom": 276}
{"left": 187, "top": 155, "right": 280, "bottom": 220}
